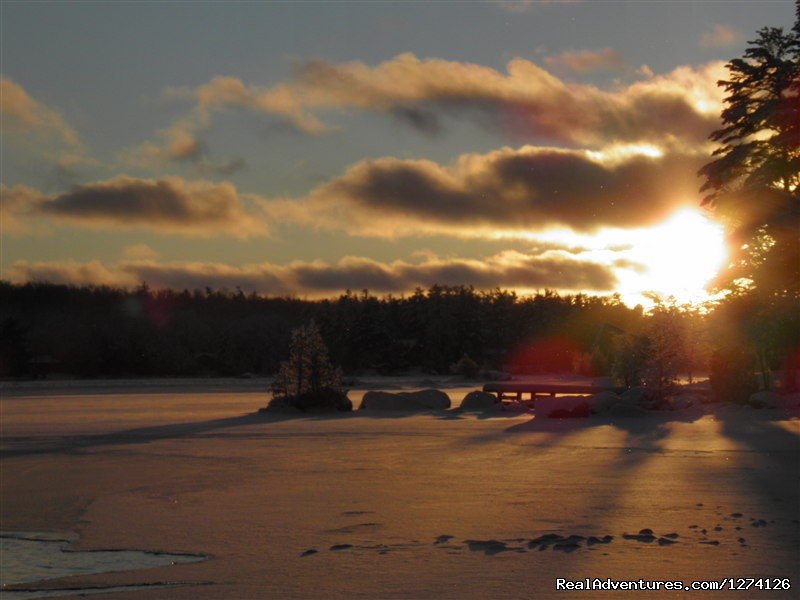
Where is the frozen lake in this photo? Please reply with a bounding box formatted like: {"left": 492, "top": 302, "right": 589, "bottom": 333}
{"left": 1, "top": 377, "right": 796, "bottom": 599}
{"left": 0, "top": 531, "right": 206, "bottom": 598}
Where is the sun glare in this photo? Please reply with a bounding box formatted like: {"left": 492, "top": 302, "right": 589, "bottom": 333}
{"left": 586, "top": 143, "right": 664, "bottom": 164}
{"left": 617, "top": 209, "right": 727, "bottom": 306}
{"left": 510, "top": 209, "right": 727, "bottom": 307}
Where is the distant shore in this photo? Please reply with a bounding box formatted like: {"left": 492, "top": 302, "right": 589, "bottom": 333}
{"left": 0, "top": 372, "right": 711, "bottom": 399}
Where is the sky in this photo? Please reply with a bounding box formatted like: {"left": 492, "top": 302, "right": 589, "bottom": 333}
{"left": 1, "top": 0, "right": 795, "bottom": 306}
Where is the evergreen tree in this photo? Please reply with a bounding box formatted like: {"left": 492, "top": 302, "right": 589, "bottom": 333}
{"left": 699, "top": 9, "right": 799, "bottom": 293}
{"left": 699, "top": 4, "right": 800, "bottom": 392}
{"left": 272, "top": 320, "right": 342, "bottom": 398}
{"left": 641, "top": 305, "right": 685, "bottom": 402}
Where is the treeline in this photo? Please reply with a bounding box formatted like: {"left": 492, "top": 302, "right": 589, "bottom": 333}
{"left": 1, "top": 281, "right": 660, "bottom": 379}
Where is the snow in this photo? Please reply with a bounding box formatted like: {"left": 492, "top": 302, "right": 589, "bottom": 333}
{"left": 1, "top": 379, "right": 798, "bottom": 598}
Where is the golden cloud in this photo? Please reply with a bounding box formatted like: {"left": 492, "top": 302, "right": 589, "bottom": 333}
{"left": 0, "top": 78, "right": 80, "bottom": 148}
{"left": 8, "top": 141, "right": 709, "bottom": 242}
{"left": 157, "top": 54, "right": 724, "bottom": 148}
{"left": 544, "top": 48, "right": 627, "bottom": 73}
{"left": 6, "top": 249, "right": 624, "bottom": 296}
{"left": 266, "top": 144, "right": 706, "bottom": 237}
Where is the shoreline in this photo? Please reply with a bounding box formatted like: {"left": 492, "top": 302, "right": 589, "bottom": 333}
{"left": 0, "top": 373, "right": 710, "bottom": 397}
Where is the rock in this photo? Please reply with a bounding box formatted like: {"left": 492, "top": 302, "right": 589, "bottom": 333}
{"left": 330, "top": 544, "right": 353, "bottom": 551}
{"left": 621, "top": 386, "right": 646, "bottom": 405}
{"left": 748, "top": 391, "right": 778, "bottom": 409}
{"left": 434, "top": 535, "right": 454, "bottom": 545}
{"left": 608, "top": 401, "right": 649, "bottom": 417}
{"left": 405, "top": 389, "right": 451, "bottom": 409}
{"left": 587, "top": 391, "right": 620, "bottom": 415}
{"left": 360, "top": 391, "right": 410, "bottom": 410}
{"left": 536, "top": 395, "right": 590, "bottom": 418}
{"left": 360, "top": 389, "right": 451, "bottom": 411}
{"left": 261, "top": 397, "right": 302, "bottom": 413}
{"left": 266, "top": 389, "right": 352, "bottom": 412}
{"left": 657, "top": 537, "right": 677, "bottom": 546}
{"left": 460, "top": 390, "right": 500, "bottom": 411}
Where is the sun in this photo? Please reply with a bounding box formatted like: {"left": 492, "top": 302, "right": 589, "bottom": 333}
{"left": 617, "top": 209, "right": 727, "bottom": 305}
{"left": 493, "top": 207, "right": 728, "bottom": 307}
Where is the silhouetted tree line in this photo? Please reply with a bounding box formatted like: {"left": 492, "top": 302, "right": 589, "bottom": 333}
{"left": 698, "top": 5, "right": 800, "bottom": 395}
{"left": 0, "top": 281, "right": 657, "bottom": 379}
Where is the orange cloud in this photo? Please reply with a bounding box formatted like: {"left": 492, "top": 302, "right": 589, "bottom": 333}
{"left": 9, "top": 141, "right": 707, "bottom": 242}
{"left": 700, "top": 24, "right": 742, "bottom": 48}
{"left": 0, "top": 78, "right": 80, "bottom": 148}
{"left": 0, "top": 184, "right": 46, "bottom": 236}
{"left": 6, "top": 249, "right": 623, "bottom": 296}
{"left": 120, "top": 110, "right": 246, "bottom": 176}
{"left": 6, "top": 260, "right": 126, "bottom": 288}
{"left": 141, "top": 54, "right": 724, "bottom": 149}
{"left": 267, "top": 144, "right": 705, "bottom": 237}
{"left": 544, "top": 48, "right": 626, "bottom": 73}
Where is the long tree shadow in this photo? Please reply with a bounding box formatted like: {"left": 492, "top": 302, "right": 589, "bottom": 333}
{"left": 477, "top": 406, "right": 709, "bottom": 458}
{"left": 714, "top": 405, "right": 800, "bottom": 510}
{"left": 442, "top": 407, "right": 704, "bottom": 582}
{"left": 0, "top": 412, "right": 280, "bottom": 458}
{"left": 0, "top": 407, "right": 477, "bottom": 459}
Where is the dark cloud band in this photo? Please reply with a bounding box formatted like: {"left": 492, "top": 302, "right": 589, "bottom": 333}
{"left": 8, "top": 250, "right": 623, "bottom": 296}
{"left": 32, "top": 176, "right": 265, "bottom": 237}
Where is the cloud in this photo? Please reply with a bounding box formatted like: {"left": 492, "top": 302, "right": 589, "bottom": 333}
{"left": 1, "top": 78, "right": 80, "bottom": 148}
{"left": 700, "top": 24, "right": 741, "bottom": 48}
{"left": 0, "top": 184, "right": 45, "bottom": 235}
{"left": 491, "top": 0, "right": 578, "bottom": 13}
{"left": 120, "top": 113, "right": 247, "bottom": 176}
{"left": 6, "top": 249, "right": 624, "bottom": 296}
{"left": 46, "top": 153, "right": 104, "bottom": 189}
{"left": 544, "top": 48, "right": 627, "bottom": 73}
{"left": 9, "top": 142, "right": 708, "bottom": 242}
{"left": 1, "top": 78, "right": 100, "bottom": 186}
{"left": 289, "top": 251, "right": 618, "bottom": 292}
{"left": 26, "top": 176, "right": 266, "bottom": 237}
{"left": 6, "top": 260, "right": 126, "bottom": 288}
{"left": 118, "top": 260, "right": 289, "bottom": 294}
{"left": 122, "top": 244, "right": 160, "bottom": 260}
{"left": 148, "top": 54, "right": 724, "bottom": 149}
{"left": 269, "top": 144, "right": 706, "bottom": 237}
{"left": 637, "top": 64, "right": 655, "bottom": 79}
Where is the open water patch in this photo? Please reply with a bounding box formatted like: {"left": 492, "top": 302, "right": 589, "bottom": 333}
{"left": 0, "top": 531, "right": 207, "bottom": 599}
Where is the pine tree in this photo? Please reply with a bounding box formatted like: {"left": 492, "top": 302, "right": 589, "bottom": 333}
{"left": 268, "top": 321, "right": 349, "bottom": 411}
{"left": 699, "top": 6, "right": 800, "bottom": 392}
{"left": 699, "top": 20, "right": 798, "bottom": 205}
{"left": 641, "top": 306, "right": 685, "bottom": 403}
{"left": 272, "top": 321, "right": 342, "bottom": 398}
{"left": 698, "top": 9, "right": 799, "bottom": 294}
